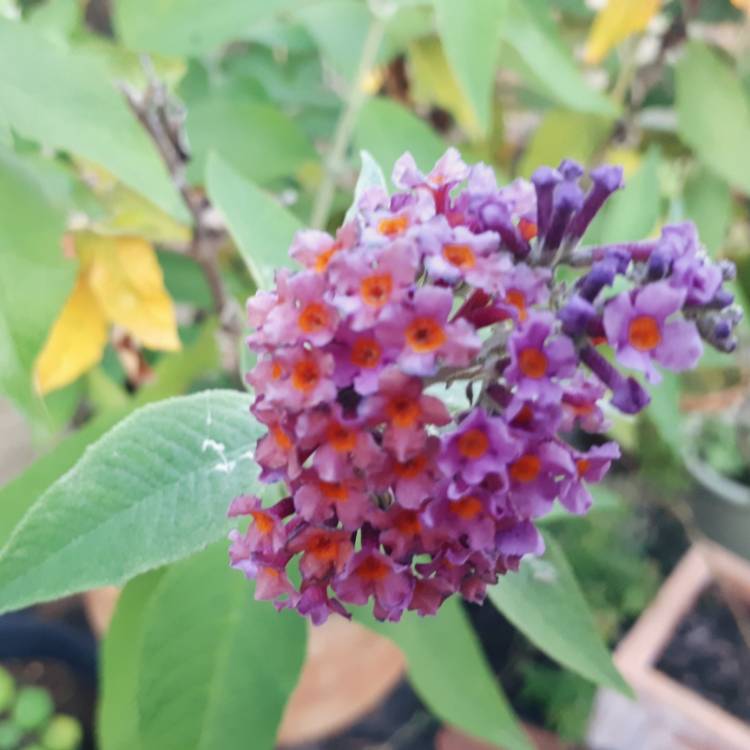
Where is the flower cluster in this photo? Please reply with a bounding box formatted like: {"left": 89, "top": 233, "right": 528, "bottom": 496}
{"left": 229, "top": 149, "right": 740, "bottom": 624}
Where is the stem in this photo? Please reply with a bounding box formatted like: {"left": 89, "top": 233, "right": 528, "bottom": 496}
{"left": 120, "top": 60, "right": 238, "bottom": 334}
{"left": 309, "top": 16, "right": 386, "bottom": 230}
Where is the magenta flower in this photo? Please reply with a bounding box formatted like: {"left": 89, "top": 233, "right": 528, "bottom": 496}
{"left": 231, "top": 149, "right": 739, "bottom": 623}
{"left": 334, "top": 549, "right": 414, "bottom": 621}
{"left": 603, "top": 281, "right": 703, "bottom": 382}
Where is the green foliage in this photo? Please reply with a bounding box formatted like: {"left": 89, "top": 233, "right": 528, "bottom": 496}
{"left": 0, "top": 19, "right": 186, "bottom": 220}
{"left": 114, "top": 0, "right": 301, "bottom": 57}
{"left": 0, "top": 390, "right": 260, "bottom": 615}
{"left": 206, "top": 153, "right": 301, "bottom": 289}
{"left": 676, "top": 42, "right": 750, "bottom": 196}
{"left": 433, "top": 0, "right": 506, "bottom": 138}
{"left": 489, "top": 532, "right": 631, "bottom": 694}
{"left": 359, "top": 597, "right": 531, "bottom": 750}
{"left": 0, "top": 145, "right": 73, "bottom": 422}
{"left": 137, "top": 545, "right": 306, "bottom": 750}
{"left": 500, "top": 0, "right": 618, "bottom": 117}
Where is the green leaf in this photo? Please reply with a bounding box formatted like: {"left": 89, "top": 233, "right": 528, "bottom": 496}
{"left": 584, "top": 148, "right": 661, "bottom": 245}
{"left": 0, "top": 19, "right": 186, "bottom": 221}
{"left": 135, "top": 544, "right": 306, "bottom": 750}
{"left": 433, "top": 0, "right": 505, "bottom": 137}
{"left": 0, "top": 144, "right": 74, "bottom": 420}
{"left": 676, "top": 42, "right": 750, "bottom": 196}
{"left": 295, "top": 0, "right": 371, "bottom": 84}
{"left": 408, "top": 37, "right": 479, "bottom": 137}
{"left": 344, "top": 150, "right": 388, "bottom": 223}
{"left": 98, "top": 569, "right": 165, "bottom": 750}
{"left": 683, "top": 167, "right": 731, "bottom": 256}
{"left": 488, "top": 532, "right": 630, "bottom": 694}
{"left": 0, "top": 320, "right": 220, "bottom": 545}
{"left": 0, "top": 390, "right": 261, "bottom": 615}
{"left": 358, "top": 598, "right": 531, "bottom": 750}
{"left": 185, "top": 94, "right": 315, "bottom": 186}
{"left": 519, "top": 110, "right": 611, "bottom": 177}
{"left": 500, "top": 0, "right": 617, "bottom": 118}
{"left": 206, "top": 152, "right": 301, "bottom": 289}
{"left": 354, "top": 98, "right": 445, "bottom": 187}
{"left": 114, "top": 0, "right": 303, "bottom": 57}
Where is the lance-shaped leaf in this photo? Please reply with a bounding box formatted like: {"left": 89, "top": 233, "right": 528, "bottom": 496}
{"left": 0, "top": 390, "right": 261, "bottom": 616}
{"left": 433, "top": 0, "right": 506, "bottom": 138}
{"left": 359, "top": 598, "right": 531, "bottom": 750}
{"left": 584, "top": 0, "right": 661, "bottom": 65}
{"left": 206, "top": 152, "right": 301, "bottom": 290}
{"left": 489, "top": 532, "right": 630, "bottom": 694}
{"left": 135, "top": 545, "right": 306, "bottom": 750}
{"left": 344, "top": 150, "right": 388, "bottom": 223}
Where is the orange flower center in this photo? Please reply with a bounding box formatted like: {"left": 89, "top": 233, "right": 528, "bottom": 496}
{"left": 319, "top": 481, "right": 348, "bottom": 502}
{"left": 393, "top": 510, "right": 421, "bottom": 535}
{"left": 627, "top": 315, "right": 661, "bottom": 351}
{"left": 298, "top": 302, "right": 330, "bottom": 334}
{"left": 326, "top": 422, "right": 357, "bottom": 452}
{"left": 442, "top": 243, "right": 476, "bottom": 269}
{"left": 576, "top": 458, "right": 590, "bottom": 476}
{"left": 377, "top": 215, "right": 409, "bottom": 236}
{"left": 314, "top": 243, "right": 341, "bottom": 272}
{"left": 360, "top": 273, "right": 393, "bottom": 308}
{"left": 518, "top": 217, "right": 538, "bottom": 241}
{"left": 394, "top": 454, "right": 427, "bottom": 479}
{"left": 505, "top": 288, "right": 527, "bottom": 321}
{"left": 271, "top": 425, "right": 292, "bottom": 451}
{"left": 271, "top": 361, "right": 283, "bottom": 379}
{"left": 509, "top": 454, "right": 541, "bottom": 483}
{"left": 405, "top": 317, "right": 446, "bottom": 353}
{"left": 386, "top": 396, "right": 421, "bottom": 428}
{"left": 291, "top": 357, "right": 320, "bottom": 392}
{"left": 306, "top": 532, "right": 342, "bottom": 562}
{"left": 450, "top": 495, "right": 483, "bottom": 520}
{"left": 457, "top": 428, "right": 489, "bottom": 459}
{"left": 250, "top": 510, "right": 274, "bottom": 535}
{"left": 350, "top": 337, "right": 382, "bottom": 368}
{"left": 356, "top": 555, "right": 390, "bottom": 582}
{"left": 518, "top": 347, "right": 548, "bottom": 378}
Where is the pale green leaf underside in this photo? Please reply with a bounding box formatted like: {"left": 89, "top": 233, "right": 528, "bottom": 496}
{"left": 0, "top": 390, "right": 260, "bottom": 615}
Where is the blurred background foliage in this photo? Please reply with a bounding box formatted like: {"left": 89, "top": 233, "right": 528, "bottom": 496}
{"left": 2, "top": 0, "right": 750, "bottom": 745}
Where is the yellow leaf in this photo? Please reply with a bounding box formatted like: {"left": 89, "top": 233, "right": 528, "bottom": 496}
{"left": 79, "top": 233, "right": 181, "bottom": 352}
{"left": 34, "top": 276, "right": 108, "bottom": 396}
{"left": 584, "top": 0, "right": 661, "bottom": 65}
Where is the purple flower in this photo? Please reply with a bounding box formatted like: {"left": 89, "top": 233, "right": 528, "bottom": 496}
{"left": 438, "top": 408, "right": 519, "bottom": 485}
{"left": 506, "top": 313, "right": 577, "bottom": 399}
{"left": 559, "top": 442, "right": 620, "bottom": 514}
{"left": 603, "top": 281, "right": 703, "bottom": 382}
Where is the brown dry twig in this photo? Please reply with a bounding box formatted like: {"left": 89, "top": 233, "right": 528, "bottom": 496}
{"left": 119, "top": 58, "right": 242, "bottom": 342}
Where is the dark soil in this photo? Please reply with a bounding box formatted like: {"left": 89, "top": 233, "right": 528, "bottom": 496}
{"left": 656, "top": 584, "right": 750, "bottom": 723}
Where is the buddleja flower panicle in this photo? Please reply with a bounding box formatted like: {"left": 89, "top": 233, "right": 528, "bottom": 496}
{"left": 229, "top": 149, "right": 740, "bottom": 624}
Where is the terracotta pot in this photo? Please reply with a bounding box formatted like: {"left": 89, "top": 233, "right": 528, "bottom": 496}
{"left": 83, "top": 589, "right": 405, "bottom": 745}
{"left": 587, "top": 542, "right": 750, "bottom": 750}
